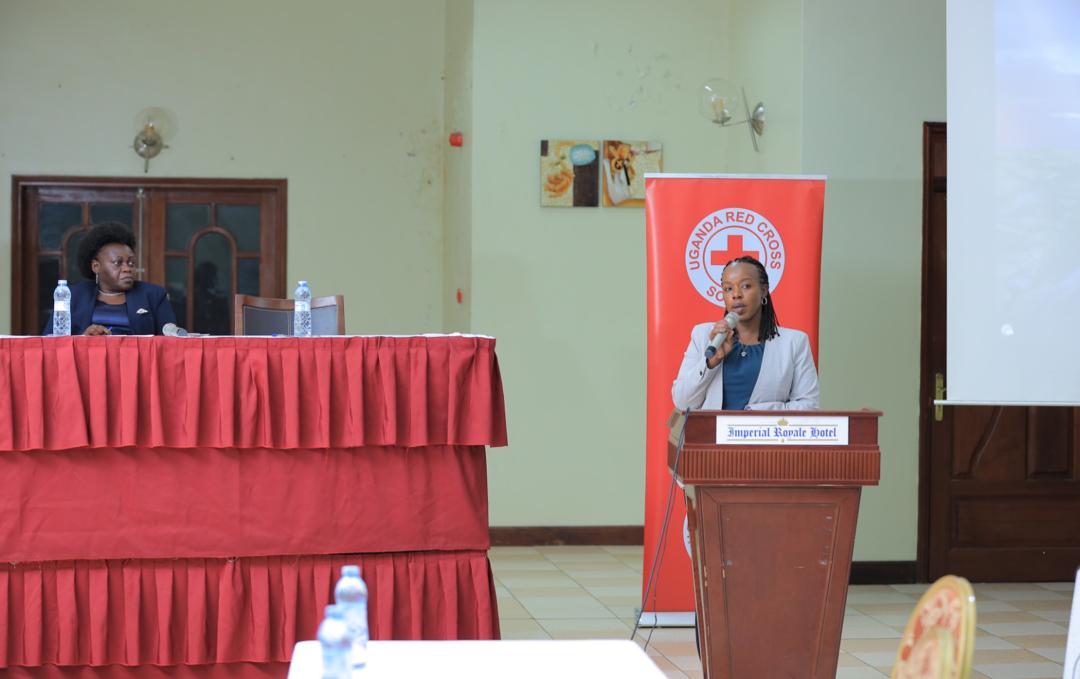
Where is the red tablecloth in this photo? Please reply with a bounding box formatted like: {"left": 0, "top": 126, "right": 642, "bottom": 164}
{"left": 0, "top": 336, "right": 507, "bottom": 675}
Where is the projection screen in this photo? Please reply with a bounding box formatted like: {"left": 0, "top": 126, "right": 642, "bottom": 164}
{"left": 946, "top": 0, "right": 1080, "bottom": 405}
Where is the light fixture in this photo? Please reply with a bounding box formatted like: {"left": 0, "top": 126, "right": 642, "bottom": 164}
{"left": 132, "top": 107, "right": 177, "bottom": 173}
{"left": 699, "top": 79, "right": 765, "bottom": 152}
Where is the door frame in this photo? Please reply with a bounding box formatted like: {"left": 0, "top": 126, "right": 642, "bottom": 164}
{"left": 917, "top": 122, "right": 946, "bottom": 582}
{"left": 11, "top": 175, "right": 288, "bottom": 334}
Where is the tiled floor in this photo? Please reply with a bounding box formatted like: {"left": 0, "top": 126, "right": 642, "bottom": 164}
{"left": 490, "top": 545, "right": 1075, "bottom": 679}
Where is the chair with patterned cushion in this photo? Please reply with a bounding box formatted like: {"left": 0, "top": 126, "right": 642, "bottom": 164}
{"left": 233, "top": 294, "right": 345, "bottom": 335}
{"left": 891, "top": 575, "right": 976, "bottom": 679}
{"left": 893, "top": 628, "right": 955, "bottom": 679}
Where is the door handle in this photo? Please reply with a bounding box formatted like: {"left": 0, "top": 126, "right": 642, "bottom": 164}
{"left": 934, "top": 372, "right": 945, "bottom": 422}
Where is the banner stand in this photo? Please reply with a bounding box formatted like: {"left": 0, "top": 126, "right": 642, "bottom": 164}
{"left": 643, "top": 173, "right": 826, "bottom": 619}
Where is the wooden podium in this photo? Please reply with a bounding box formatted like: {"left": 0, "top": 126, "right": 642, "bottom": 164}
{"left": 669, "top": 410, "right": 881, "bottom": 679}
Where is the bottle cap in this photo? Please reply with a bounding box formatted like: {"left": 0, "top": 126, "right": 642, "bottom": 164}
{"left": 58, "top": 280, "right": 67, "bottom": 285}
{"left": 342, "top": 565, "right": 360, "bottom": 577}
{"left": 325, "top": 604, "right": 342, "bottom": 617}
{"left": 298, "top": 280, "right": 308, "bottom": 285}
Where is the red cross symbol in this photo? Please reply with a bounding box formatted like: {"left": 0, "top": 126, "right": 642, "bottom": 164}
{"left": 710, "top": 234, "right": 761, "bottom": 267}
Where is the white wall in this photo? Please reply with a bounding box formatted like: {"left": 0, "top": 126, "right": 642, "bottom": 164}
{"left": 802, "top": 0, "right": 945, "bottom": 559}
{"left": 443, "top": 0, "right": 474, "bottom": 332}
{"left": 0, "top": 0, "right": 447, "bottom": 335}
{"left": 469, "top": 0, "right": 735, "bottom": 525}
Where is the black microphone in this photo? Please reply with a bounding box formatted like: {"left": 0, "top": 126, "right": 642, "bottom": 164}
{"left": 703, "top": 312, "right": 739, "bottom": 359}
{"left": 163, "top": 323, "right": 189, "bottom": 337}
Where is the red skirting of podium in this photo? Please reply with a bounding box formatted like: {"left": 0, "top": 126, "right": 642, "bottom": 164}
{"left": 0, "top": 336, "right": 507, "bottom": 677}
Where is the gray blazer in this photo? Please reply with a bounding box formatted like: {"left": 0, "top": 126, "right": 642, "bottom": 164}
{"left": 671, "top": 323, "right": 820, "bottom": 411}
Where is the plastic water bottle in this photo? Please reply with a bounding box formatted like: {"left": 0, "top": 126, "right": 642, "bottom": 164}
{"left": 335, "top": 565, "right": 369, "bottom": 670}
{"left": 317, "top": 604, "right": 351, "bottom": 679}
{"left": 53, "top": 280, "right": 71, "bottom": 336}
{"left": 294, "top": 280, "right": 312, "bottom": 337}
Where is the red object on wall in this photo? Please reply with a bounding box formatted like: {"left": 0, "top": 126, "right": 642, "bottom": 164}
{"left": 456, "top": 288, "right": 464, "bottom": 304}
{"left": 643, "top": 174, "right": 826, "bottom": 616}
{"left": 449, "top": 132, "right": 464, "bottom": 147}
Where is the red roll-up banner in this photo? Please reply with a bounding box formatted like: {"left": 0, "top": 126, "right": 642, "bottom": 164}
{"left": 642, "top": 174, "right": 826, "bottom": 618}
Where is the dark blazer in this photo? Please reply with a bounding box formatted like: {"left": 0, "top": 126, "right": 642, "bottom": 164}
{"left": 43, "top": 281, "right": 177, "bottom": 335}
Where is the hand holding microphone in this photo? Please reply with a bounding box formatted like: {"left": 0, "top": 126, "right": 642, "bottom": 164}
{"left": 704, "top": 311, "right": 739, "bottom": 367}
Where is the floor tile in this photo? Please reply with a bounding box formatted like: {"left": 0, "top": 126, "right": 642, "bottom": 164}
{"left": 999, "top": 635, "right": 1067, "bottom": 649}
{"left": 495, "top": 594, "right": 532, "bottom": 620}
{"left": 977, "top": 622, "right": 1068, "bottom": 637}
{"left": 835, "top": 667, "right": 889, "bottom": 678}
{"left": 496, "top": 572, "right": 581, "bottom": 589}
{"left": 845, "top": 589, "right": 919, "bottom": 605}
{"left": 841, "top": 615, "right": 905, "bottom": 639}
{"left": 1029, "top": 608, "right": 1071, "bottom": 623}
{"left": 846, "top": 650, "right": 897, "bottom": 667}
{"left": 979, "top": 611, "right": 1054, "bottom": 624}
{"left": 1035, "top": 582, "right": 1073, "bottom": 592}
{"left": 975, "top": 600, "right": 1024, "bottom": 613}
{"left": 972, "top": 662, "right": 1066, "bottom": 678}
{"left": 504, "top": 585, "right": 592, "bottom": 598}
{"left": 1028, "top": 646, "right": 1064, "bottom": 663}
{"left": 976, "top": 587, "right": 1070, "bottom": 602}
{"left": 972, "top": 649, "right": 1056, "bottom": 664}
{"left": 498, "top": 618, "right": 551, "bottom": 640}
{"left": 842, "top": 638, "right": 905, "bottom": 653}
{"left": 537, "top": 617, "right": 632, "bottom": 639}
{"left": 517, "top": 594, "right": 615, "bottom": 619}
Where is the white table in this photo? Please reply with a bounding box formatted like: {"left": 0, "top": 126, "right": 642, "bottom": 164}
{"left": 287, "top": 639, "right": 668, "bottom": 678}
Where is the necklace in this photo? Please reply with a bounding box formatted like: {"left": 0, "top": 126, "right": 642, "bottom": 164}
{"left": 98, "top": 288, "right": 125, "bottom": 297}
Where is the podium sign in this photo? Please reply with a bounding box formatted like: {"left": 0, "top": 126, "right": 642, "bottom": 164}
{"left": 670, "top": 410, "right": 881, "bottom": 679}
{"left": 714, "top": 415, "right": 849, "bottom": 446}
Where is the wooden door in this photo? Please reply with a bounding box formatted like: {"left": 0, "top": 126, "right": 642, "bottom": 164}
{"left": 12, "top": 177, "right": 286, "bottom": 335}
{"left": 919, "top": 123, "right": 1080, "bottom": 581}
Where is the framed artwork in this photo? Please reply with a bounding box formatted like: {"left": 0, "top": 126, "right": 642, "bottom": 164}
{"left": 601, "top": 140, "right": 663, "bottom": 207}
{"left": 540, "top": 139, "right": 600, "bottom": 207}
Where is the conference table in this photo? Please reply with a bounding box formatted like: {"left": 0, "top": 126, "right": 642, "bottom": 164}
{"left": 0, "top": 335, "right": 507, "bottom": 679}
{"left": 286, "top": 640, "right": 668, "bottom": 678}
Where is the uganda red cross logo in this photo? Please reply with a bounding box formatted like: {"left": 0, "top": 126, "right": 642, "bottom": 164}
{"left": 684, "top": 207, "right": 786, "bottom": 307}
{"left": 709, "top": 234, "right": 763, "bottom": 268}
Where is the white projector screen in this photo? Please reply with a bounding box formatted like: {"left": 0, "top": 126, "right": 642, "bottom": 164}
{"left": 947, "top": 0, "right": 1080, "bottom": 405}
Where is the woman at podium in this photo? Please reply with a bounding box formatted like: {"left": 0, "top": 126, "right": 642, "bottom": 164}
{"left": 42, "top": 222, "right": 177, "bottom": 336}
{"left": 672, "top": 256, "right": 818, "bottom": 411}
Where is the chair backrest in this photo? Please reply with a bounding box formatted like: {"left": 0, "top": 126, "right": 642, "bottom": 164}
{"left": 893, "top": 628, "right": 954, "bottom": 679}
{"left": 891, "top": 575, "right": 976, "bottom": 679}
{"left": 233, "top": 294, "right": 346, "bottom": 335}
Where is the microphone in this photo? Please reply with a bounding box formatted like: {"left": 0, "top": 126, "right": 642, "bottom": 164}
{"left": 163, "top": 323, "right": 189, "bottom": 337}
{"left": 704, "top": 312, "right": 740, "bottom": 360}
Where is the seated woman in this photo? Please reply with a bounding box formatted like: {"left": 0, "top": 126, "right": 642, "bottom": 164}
{"left": 672, "top": 255, "right": 819, "bottom": 411}
{"left": 43, "top": 222, "right": 177, "bottom": 336}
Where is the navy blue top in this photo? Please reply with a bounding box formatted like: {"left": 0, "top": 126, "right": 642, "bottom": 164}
{"left": 91, "top": 301, "right": 131, "bottom": 335}
{"left": 721, "top": 341, "right": 765, "bottom": 410}
{"left": 42, "top": 281, "right": 176, "bottom": 336}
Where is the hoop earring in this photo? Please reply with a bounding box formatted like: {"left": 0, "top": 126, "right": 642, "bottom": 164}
{"left": 762, "top": 297, "right": 768, "bottom": 306}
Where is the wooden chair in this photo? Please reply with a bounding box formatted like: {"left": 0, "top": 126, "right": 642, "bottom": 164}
{"left": 891, "top": 575, "right": 976, "bottom": 679}
{"left": 233, "top": 294, "right": 346, "bottom": 336}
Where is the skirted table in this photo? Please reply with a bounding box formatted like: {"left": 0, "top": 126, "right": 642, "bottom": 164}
{"left": 0, "top": 335, "right": 507, "bottom": 679}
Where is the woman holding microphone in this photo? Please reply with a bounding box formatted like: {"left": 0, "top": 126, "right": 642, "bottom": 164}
{"left": 672, "top": 256, "right": 819, "bottom": 411}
